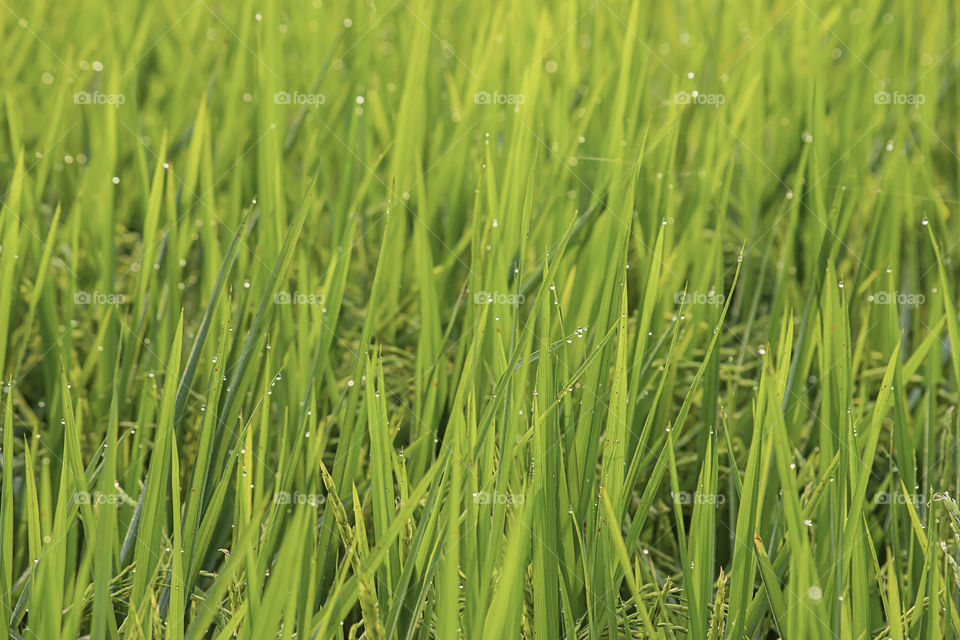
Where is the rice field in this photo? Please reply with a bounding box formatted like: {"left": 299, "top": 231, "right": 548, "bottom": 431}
{"left": 2, "top": 0, "right": 960, "bottom": 638}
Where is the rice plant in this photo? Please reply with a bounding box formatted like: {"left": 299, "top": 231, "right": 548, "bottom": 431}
{"left": 1, "top": 0, "right": 960, "bottom": 638}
